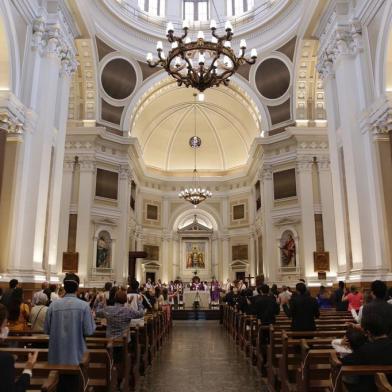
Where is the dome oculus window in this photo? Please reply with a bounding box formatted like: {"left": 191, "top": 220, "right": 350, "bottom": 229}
{"left": 138, "top": 0, "right": 165, "bottom": 17}
{"left": 227, "top": 0, "right": 254, "bottom": 16}
{"left": 183, "top": 0, "right": 209, "bottom": 22}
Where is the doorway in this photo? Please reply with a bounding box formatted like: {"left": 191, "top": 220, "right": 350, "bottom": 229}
{"left": 236, "top": 271, "right": 245, "bottom": 281}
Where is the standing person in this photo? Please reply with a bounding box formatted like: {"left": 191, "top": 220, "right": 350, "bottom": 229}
{"left": 31, "top": 282, "right": 49, "bottom": 306}
{"left": 103, "top": 282, "right": 113, "bottom": 301}
{"left": 29, "top": 292, "right": 49, "bottom": 333}
{"left": 278, "top": 286, "right": 292, "bottom": 308}
{"left": 44, "top": 273, "right": 96, "bottom": 391}
{"left": 0, "top": 279, "right": 19, "bottom": 308}
{"left": 342, "top": 286, "right": 363, "bottom": 312}
{"left": 317, "top": 285, "right": 332, "bottom": 309}
{"left": 96, "top": 289, "right": 144, "bottom": 390}
{"left": 0, "top": 304, "right": 38, "bottom": 392}
{"left": 250, "top": 284, "right": 280, "bottom": 325}
{"left": 332, "top": 281, "right": 349, "bottom": 311}
{"left": 283, "top": 282, "right": 320, "bottom": 331}
{"left": 210, "top": 279, "right": 220, "bottom": 304}
{"left": 7, "top": 288, "right": 29, "bottom": 332}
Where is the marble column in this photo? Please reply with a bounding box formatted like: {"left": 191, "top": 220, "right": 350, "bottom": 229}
{"left": 322, "top": 72, "right": 351, "bottom": 275}
{"left": 262, "top": 165, "right": 275, "bottom": 282}
{"left": 75, "top": 159, "right": 95, "bottom": 281}
{"left": 248, "top": 233, "right": 256, "bottom": 285}
{"left": 317, "top": 158, "right": 338, "bottom": 276}
{"left": 135, "top": 232, "right": 144, "bottom": 283}
{"left": 297, "top": 157, "right": 317, "bottom": 278}
{"left": 212, "top": 235, "right": 219, "bottom": 279}
{"left": 172, "top": 236, "right": 180, "bottom": 280}
{"left": 45, "top": 60, "right": 75, "bottom": 276}
{"left": 221, "top": 235, "right": 230, "bottom": 282}
{"left": 117, "top": 165, "right": 131, "bottom": 284}
{"left": 56, "top": 159, "right": 75, "bottom": 266}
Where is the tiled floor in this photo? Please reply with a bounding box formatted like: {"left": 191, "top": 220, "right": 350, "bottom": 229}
{"left": 137, "top": 320, "right": 268, "bottom": 392}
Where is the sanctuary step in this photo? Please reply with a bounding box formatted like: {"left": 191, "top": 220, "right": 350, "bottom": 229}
{"left": 172, "top": 308, "right": 221, "bottom": 320}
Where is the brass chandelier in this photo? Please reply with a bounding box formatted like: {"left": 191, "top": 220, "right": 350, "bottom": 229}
{"left": 178, "top": 95, "right": 212, "bottom": 206}
{"left": 146, "top": 19, "right": 257, "bottom": 92}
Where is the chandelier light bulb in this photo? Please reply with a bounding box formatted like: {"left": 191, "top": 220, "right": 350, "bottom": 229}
{"left": 198, "top": 93, "right": 205, "bottom": 102}
{"left": 182, "top": 19, "right": 189, "bottom": 29}
{"left": 251, "top": 48, "right": 258, "bottom": 58}
{"left": 211, "top": 36, "right": 218, "bottom": 44}
{"left": 166, "top": 22, "right": 174, "bottom": 33}
{"left": 240, "top": 39, "right": 247, "bottom": 49}
{"left": 198, "top": 53, "right": 205, "bottom": 64}
{"left": 174, "top": 56, "right": 181, "bottom": 67}
{"left": 210, "top": 19, "right": 217, "bottom": 29}
{"left": 156, "top": 41, "right": 163, "bottom": 50}
{"left": 224, "top": 41, "right": 231, "bottom": 48}
{"left": 146, "top": 52, "right": 153, "bottom": 62}
{"left": 197, "top": 30, "right": 204, "bottom": 40}
{"left": 184, "top": 36, "right": 191, "bottom": 44}
{"left": 225, "top": 20, "right": 233, "bottom": 31}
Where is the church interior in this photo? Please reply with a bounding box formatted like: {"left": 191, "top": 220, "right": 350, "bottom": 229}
{"left": 0, "top": 0, "right": 392, "bottom": 391}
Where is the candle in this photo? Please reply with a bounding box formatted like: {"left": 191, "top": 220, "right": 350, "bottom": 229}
{"left": 251, "top": 48, "right": 257, "bottom": 58}
{"left": 156, "top": 41, "right": 163, "bottom": 50}
{"left": 198, "top": 53, "right": 205, "bottom": 64}
{"left": 240, "top": 39, "right": 247, "bottom": 48}
{"left": 210, "top": 19, "right": 217, "bottom": 29}
{"left": 182, "top": 19, "right": 189, "bottom": 29}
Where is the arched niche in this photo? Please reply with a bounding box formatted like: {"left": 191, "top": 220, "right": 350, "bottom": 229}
{"left": 275, "top": 226, "right": 300, "bottom": 276}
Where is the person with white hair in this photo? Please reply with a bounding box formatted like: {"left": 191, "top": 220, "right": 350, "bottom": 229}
{"left": 30, "top": 292, "right": 49, "bottom": 332}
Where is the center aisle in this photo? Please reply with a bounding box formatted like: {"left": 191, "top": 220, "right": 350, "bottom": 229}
{"left": 137, "top": 320, "right": 268, "bottom": 392}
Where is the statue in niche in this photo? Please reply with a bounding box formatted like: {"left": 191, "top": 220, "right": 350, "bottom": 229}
{"left": 280, "top": 231, "right": 296, "bottom": 267}
{"left": 96, "top": 231, "right": 111, "bottom": 269}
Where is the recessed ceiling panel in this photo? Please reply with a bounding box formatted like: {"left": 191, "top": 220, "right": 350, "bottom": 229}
{"left": 256, "top": 58, "right": 290, "bottom": 99}
{"left": 101, "top": 58, "right": 136, "bottom": 100}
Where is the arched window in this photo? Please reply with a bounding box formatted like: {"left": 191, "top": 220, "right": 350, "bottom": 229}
{"left": 138, "top": 0, "right": 165, "bottom": 17}
{"left": 183, "top": 0, "right": 209, "bottom": 22}
{"left": 227, "top": 0, "right": 254, "bottom": 17}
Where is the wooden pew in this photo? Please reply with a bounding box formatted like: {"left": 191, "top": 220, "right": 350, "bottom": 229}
{"left": 376, "top": 373, "right": 392, "bottom": 392}
{"left": 2, "top": 335, "right": 117, "bottom": 392}
{"left": 0, "top": 348, "right": 90, "bottom": 392}
{"left": 330, "top": 352, "right": 392, "bottom": 392}
{"left": 267, "top": 328, "right": 346, "bottom": 391}
{"left": 297, "top": 340, "right": 335, "bottom": 392}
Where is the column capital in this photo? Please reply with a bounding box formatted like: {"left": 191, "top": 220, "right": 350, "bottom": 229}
{"left": 79, "top": 158, "right": 96, "bottom": 172}
{"left": 317, "top": 20, "right": 363, "bottom": 79}
{"left": 0, "top": 92, "right": 26, "bottom": 137}
{"left": 261, "top": 164, "right": 273, "bottom": 181}
{"left": 317, "top": 157, "right": 331, "bottom": 171}
{"left": 296, "top": 156, "right": 314, "bottom": 172}
{"left": 119, "top": 165, "right": 131, "bottom": 181}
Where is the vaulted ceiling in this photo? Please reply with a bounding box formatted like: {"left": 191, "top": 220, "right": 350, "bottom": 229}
{"left": 130, "top": 82, "right": 261, "bottom": 174}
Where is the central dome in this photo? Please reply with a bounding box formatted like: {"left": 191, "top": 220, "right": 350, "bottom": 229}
{"left": 130, "top": 81, "right": 261, "bottom": 174}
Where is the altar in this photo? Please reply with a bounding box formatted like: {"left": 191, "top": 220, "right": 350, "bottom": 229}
{"left": 182, "top": 290, "right": 210, "bottom": 308}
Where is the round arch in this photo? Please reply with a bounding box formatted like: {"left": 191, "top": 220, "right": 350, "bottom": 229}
{"left": 170, "top": 204, "right": 222, "bottom": 233}
{"left": 374, "top": 1, "right": 392, "bottom": 96}
{"left": 0, "top": 1, "right": 20, "bottom": 94}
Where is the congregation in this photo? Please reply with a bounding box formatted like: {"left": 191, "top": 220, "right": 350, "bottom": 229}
{"left": 0, "top": 275, "right": 392, "bottom": 391}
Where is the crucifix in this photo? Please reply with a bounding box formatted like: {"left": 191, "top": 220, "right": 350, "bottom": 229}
{"left": 244, "top": 274, "right": 255, "bottom": 287}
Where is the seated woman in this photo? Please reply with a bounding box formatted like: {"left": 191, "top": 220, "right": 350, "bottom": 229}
{"left": 0, "top": 304, "right": 38, "bottom": 392}
{"left": 7, "top": 288, "right": 29, "bottom": 332}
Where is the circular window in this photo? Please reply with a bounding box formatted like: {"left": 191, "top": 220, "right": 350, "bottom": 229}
{"left": 256, "top": 58, "right": 290, "bottom": 99}
{"left": 101, "top": 58, "right": 137, "bottom": 100}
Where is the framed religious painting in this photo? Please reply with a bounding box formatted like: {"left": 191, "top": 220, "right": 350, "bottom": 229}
{"left": 313, "top": 251, "right": 330, "bottom": 272}
{"left": 185, "top": 241, "right": 206, "bottom": 270}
